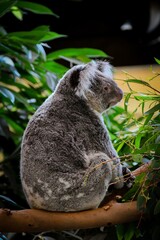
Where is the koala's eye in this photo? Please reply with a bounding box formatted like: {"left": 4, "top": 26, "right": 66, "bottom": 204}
{"left": 104, "top": 86, "right": 108, "bottom": 91}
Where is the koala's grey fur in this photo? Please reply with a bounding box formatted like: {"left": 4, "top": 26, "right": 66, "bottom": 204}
{"left": 20, "top": 60, "right": 131, "bottom": 212}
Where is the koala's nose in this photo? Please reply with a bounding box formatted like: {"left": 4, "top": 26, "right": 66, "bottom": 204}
{"left": 117, "top": 88, "right": 123, "bottom": 101}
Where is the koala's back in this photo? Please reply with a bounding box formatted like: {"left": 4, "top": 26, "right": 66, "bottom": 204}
{"left": 20, "top": 92, "right": 113, "bottom": 211}
{"left": 20, "top": 60, "right": 126, "bottom": 212}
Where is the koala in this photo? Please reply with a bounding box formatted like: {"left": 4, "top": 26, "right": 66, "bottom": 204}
{"left": 20, "top": 60, "right": 133, "bottom": 212}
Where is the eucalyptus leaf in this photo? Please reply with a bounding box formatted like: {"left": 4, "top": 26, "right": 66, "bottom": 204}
{"left": 0, "top": 0, "right": 17, "bottom": 17}
{"left": 47, "top": 48, "right": 108, "bottom": 60}
{"left": 124, "top": 93, "right": 131, "bottom": 112}
{"left": 154, "top": 57, "right": 160, "bottom": 64}
{"left": 16, "top": 1, "right": 58, "bottom": 17}
{"left": 116, "top": 224, "right": 125, "bottom": 240}
{"left": 145, "top": 103, "right": 160, "bottom": 115}
{"left": 2, "top": 116, "right": 24, "bottom": 135}
{"left": 11, "top": 6, "right": 23, "bottom": 20}
{"left": 126, "top": 79, "right": 152, "bottom": 88}
{"left": 46, "top": 72, "right": 56, "bottom": 91}
{"left": 36, "top": 44, "right": 46, "bottom": 61}
{"left": 134, "top": 95, "right": 160, "bottom": 101}
{"left": 8, "top": 29, "right": 65, "bottom": 44}
{"left": 0, "top": 86, "right": 15, "bottom": 103}
{"left": 0, "top": 55, "right": 14, "bottom": 66}
{"left": 124, "top": 223, "right": 135, "bottom": 240}
{"left": 137, "top": 194, "right": 146, "bottom": 211}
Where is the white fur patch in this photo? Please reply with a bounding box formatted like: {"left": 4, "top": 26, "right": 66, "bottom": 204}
{"left": 47, "top": 189, "right": 52, "bottom": 196}
{"left": 59, "top": 177, "right": 71, "bottom": 189}
{"left": 76, "top": 192, "right": 84, "bottom": 198}
{"left": 75, "top": 61, "right": 113, "bottom": 98}
{"left": 60, "top": 195, "right": 72, "bottom": 201}
{"left": 75, "top": 61, "right": 96, "bottom": 98}
{"left": 22, "top": 181, "right": 44, "bottom": 208}
{"left": 101, "top": 62, "right": 113, "bottom": 79}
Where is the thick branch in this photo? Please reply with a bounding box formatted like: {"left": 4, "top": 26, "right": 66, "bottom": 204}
{"left": 0, "top": 201, "right": 140, "bottom": 233}
{"left": 0, "top": 163, "right": 150, "bottom": 233}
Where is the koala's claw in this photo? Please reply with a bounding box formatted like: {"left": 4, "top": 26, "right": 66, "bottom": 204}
{"left": 122, "top": 166, "right": 135, "bottom": 188}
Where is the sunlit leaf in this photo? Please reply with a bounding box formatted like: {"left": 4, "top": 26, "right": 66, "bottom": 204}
{"left": 11, "top": 6, "right": 23, "bottom": 20}
{"left": 154, "top": 57, "right": 160, "bottom": 64}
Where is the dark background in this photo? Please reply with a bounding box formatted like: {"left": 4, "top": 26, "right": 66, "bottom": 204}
{"left": 2, "top": 0, "right": 160, "bottom": 66}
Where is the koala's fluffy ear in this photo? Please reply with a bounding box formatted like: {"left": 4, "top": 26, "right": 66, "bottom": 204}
{"left": 70, "top": 68, "right": 81, "bottom": 88}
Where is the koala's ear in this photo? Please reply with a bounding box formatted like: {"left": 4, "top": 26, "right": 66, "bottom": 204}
{"left": 70, "top": 68, "right": 81, "bottom": 88}
{"left": 97, "top": 62, "right": 103, "bottom": 72}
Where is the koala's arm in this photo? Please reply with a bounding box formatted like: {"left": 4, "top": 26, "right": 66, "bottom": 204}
{"left": 103, "top": 137, "right": 134, "bottom": 189}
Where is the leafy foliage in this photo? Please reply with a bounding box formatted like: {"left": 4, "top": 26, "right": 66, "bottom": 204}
{"left": 0, "top": 0, "right": 108, "bottom": 214}
{"left": 0, "top": 1, "right": 160, "bottom": 240}
{"left": 104, "top": 67, "right": 160, "bottom": 240}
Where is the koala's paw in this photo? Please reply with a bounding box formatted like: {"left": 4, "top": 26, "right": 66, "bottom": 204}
{"left": 122, "top": 166, "right": 135, "bottom": 188}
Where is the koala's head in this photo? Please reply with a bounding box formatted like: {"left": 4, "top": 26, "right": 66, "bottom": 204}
{"left": 57, "top": 60, "right": 123, "bottom": 113}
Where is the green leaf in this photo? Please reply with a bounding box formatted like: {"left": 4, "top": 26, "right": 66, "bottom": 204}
{"left": 11, "top": 6, "right": 23, "bottom": 20}
{"left": 145, "top": 103, "right": 160, "bottom": 115}
{"left": 116, "top": 141, "right": 125, "bottom": 152}
{"left": 124, "top": 93, "right": 131, "bottom": 112}
{"left": 41, "top": 32, "right": 66, "bottom": 42}
{"left": 0, "top": 86, "right": 15, "bottom": 103}
{"left": 47, "top": 48, "right": 108, "bottom": 60}
{"left": 144, "top": 112, "right": 154, "bottom": 125}
{"left": 154, "top": 200, "right": 160, "bottom": 215}
{"left": 126, "top": 79, "right": 152, "bottom": 88}
{"left": 135, "top": 134, "right": 143, "bottom": 149}
{"left": 46, "top": 72, "right": 56, "bottom": 91}
{"left": 0, "top": 55, "right": 14, "bottom": 66}
{"left": 154, "top": 57, "right": 160, "bottom": 64}
{"left": 42, "top": 61, "right": 68, "bottom": 75}
{"left": 0, "top": 194, "right": 24, "bottom": 210}
{"left": 116, "top": 224, "right": 125, "bottom": 240}
{"left": 0, "top": 43, "right": 32, "bottom": 69}
{"left": 7, "top": 28, "right": 65, "bottom": 44}
{"left": 16, "top": 1, "right": 58, "bottom": 17}
{"left": 36, "top": 44, "right": 46, "bottom": 61}
{"left": 124, "top": 223, "right": 135, "bottom": 240}
{"left": 2, "top": 116, "right": 24, "bottom": 134}
{"left": 134, "top": 95, "right": 160, "bottom": 101}
{"left": 0, "top": 0, "right": 17, "bottom": 17}
{"left": 131, "top": 153, "right": 142, "bottom": 163}
{"left": 137, "top": 194, "right": 146, "bottom": 211}
{"left": 14, "top": 92, "right": 34, "bottom": 111}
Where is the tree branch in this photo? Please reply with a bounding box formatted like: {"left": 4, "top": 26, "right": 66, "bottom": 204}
{"left": 0, "top": 162, "right": 151, "bottom": 233}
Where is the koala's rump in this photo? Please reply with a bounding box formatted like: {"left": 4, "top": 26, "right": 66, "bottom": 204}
{"left": 20, "top": 98, "right": 112, "bottom": 211}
